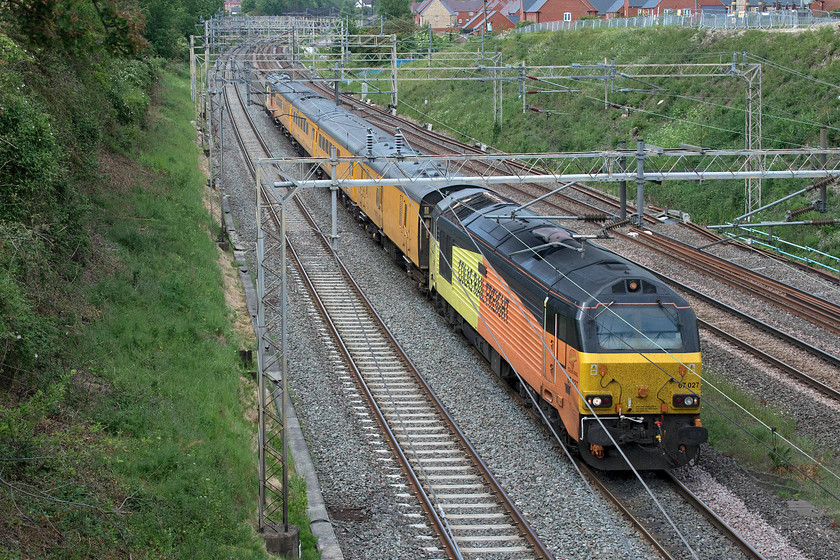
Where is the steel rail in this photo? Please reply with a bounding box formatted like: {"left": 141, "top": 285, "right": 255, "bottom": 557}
{"left": 632, "top": 227, "right": 840, "bottom": 319}
{"left": 575, "top": 459, "right": 679, "bottom": 560}
{"left": 230, "top": 47, "right": 553, "bottom": 559}
{"left": 663, "top": 471, "right": 766, "bottom": 560}
{"left": 282, "top": 229, "right": 462, "bottom": 559}
{"left": 698, "top": 319, "right": 840, "bottom": 402}
{"left": 288, "top": 200, "right": 552, "bottom": 559}
{"left": 627, "top": 227, "right": 840, "bottom": 336}
{"left": 579, "top": 458, "right": 766, "bottom": 560}
{"left": 225, "top": 52, "right": 463, "bottom": 557}
{"left": 613, "top": 256, "right": 840, "bottom": 370}
{"left": 682, "top": 221, "right": 839, "bottom": 286}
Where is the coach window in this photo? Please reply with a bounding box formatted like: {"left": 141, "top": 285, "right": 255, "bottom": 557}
{"left": 439, "top": 232, "right": 453, "bottom": 283}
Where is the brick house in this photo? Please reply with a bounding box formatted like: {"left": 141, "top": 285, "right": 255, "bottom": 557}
{"left": 520, "top": 0, "right": 600, "bottom": 23}
{"left": 520, "top": 0, "right": 734, "bottom": 20}
{"left": 414, "top": 0, "right": 491, "bottom": 31}
{"left": 462, "top": 0, "right": 520, "bottom": 31}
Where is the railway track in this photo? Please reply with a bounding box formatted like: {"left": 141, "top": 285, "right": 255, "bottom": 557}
{"left": 581, "top": 462, "right": 764, "bottom": 560}
{"left": 612, "top": 253, "right": 840, "bottom": 401}
{"left": 627, "top": 227, "right": 840, "bottom": 336}
{"left": 240, "top": 46, "right": 831, "bottom": 558}
{"left": 224, "top": 49, "right": 553, "bottom": 560}
{"left": 286, "top": 206, "right": 548, "bottom": 559}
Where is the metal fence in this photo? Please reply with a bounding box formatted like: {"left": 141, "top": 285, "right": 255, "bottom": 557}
{"left": 512, "top": 10, "right": 840, "bottom": 33}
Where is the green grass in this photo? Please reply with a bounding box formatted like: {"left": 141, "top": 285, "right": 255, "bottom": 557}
{"left": 701, "top": 368, "right": 840, "bottom": 521}
{"left": 74, "top": 66, "right": 270, "bottom": 559}
{"left": 339, "top": 25, "right": 840, "bottom": 266}
{"left": 0, "top": 64, "right": 319, "bottom": 559}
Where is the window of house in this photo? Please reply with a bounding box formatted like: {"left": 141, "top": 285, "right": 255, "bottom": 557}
{"left": 469, "top": 11, "right": 473, "bottom": 15}
{"left": 435, "top": 15, "right": 439, "bottom": 21}
{"left": 564, "top": 12, "right": 572, "bottom": 21}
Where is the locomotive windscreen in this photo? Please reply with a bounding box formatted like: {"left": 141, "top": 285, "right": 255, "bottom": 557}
{"left": 591, "top": 303, "right": 685, "bottom": 352}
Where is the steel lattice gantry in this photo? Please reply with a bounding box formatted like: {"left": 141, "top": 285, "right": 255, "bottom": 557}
{"left": 255, "top": 168, "right": 298, "bottom": 540}
{"left": 263, "top": 146, "right": 840, "bottom": 193}
{"left": 250, "top": 143, "right": 838, "bottom": 546}
{"left": 261, "top": 145, "right": 839, "bottom": 226}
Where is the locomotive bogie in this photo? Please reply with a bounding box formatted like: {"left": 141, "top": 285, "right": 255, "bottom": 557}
{"left": 580, "top": 413, "right": 707, "bottom": 470}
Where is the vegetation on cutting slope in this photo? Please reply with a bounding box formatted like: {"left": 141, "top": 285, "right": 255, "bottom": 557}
{"left": 0, "top": 2, "right": 304, "bottom": 557}
{"left": 372, "top": 26, "right": 840, "bottom": 263}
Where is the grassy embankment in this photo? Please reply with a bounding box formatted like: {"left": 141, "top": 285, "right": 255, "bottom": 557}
{"left": 1, "top": 64, "right": 317, "bottom": 558}
{"left": 348, "top": 25, "right": 840, "bottom": 262}
{"left": 343, "top": 26, "right": 840, "bottom": 518}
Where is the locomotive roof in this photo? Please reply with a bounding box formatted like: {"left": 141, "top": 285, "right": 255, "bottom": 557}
{"left": 267, "top": 76, "right": 449, "bottom": 204}
{"left": 441, "top": 188, "right": 677, "bottom": 305}
{"left": 269, "top": 77, "right": 684, "bottom": 309}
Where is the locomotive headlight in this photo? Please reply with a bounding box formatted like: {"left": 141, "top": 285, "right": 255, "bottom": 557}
{"left": 586, "top": 395, "right": 613, "bottom": 408}
{"left": 673, "top": 395, "right": 699, "bottom": 408}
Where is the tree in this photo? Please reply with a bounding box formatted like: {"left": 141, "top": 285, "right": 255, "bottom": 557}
{"left": 255, "top": 0, "right": 287, "bottom": 15}
{"left": 138, "top": 0, "right": 222, "bottom": 58}
{"left": 0, "top": 0, "right": 148, "bottom": 56}
{"left": 377, "top": 0, "right": 410, "bottom": 19}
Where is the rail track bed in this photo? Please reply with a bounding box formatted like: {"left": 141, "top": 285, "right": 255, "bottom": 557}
{"left": 224, "top": 51, "right": 552, "bottom": 559}
{"left": 212, "top": 49, "right": 830, "bottom": 558}
{"left": 627, "top": 227, "right": 840, "bottom": 336}
{"left": 285, "top": 201, "right": 549, "bottom": 559}
{"left": 584, "top": 465, "right": 760, "bottom": 560}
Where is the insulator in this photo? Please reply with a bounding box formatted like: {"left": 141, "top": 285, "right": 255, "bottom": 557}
{"left": 395, "top": 128, "right": 404, "bottom": 157}
{"left": 366, "top": 128, "right": 374, "bottom": 157}
{"left": 603, "top": 218, "right": 630, "bottom": 230}
{"left": 812, "top": 217, "right": 837, "bottom": 226}
{"left": 812, "top": 175, "right": 837, "bottom": 189}
{"left": 582, "top": 213, "right": 609, "bottom": 223}
{"left": 786, "top": 205, "right": 814, "bottom": 220}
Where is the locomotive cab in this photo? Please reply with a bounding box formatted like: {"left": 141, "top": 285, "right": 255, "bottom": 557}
{"left": 571, "top": 281, "right": 707, "bottom": 470}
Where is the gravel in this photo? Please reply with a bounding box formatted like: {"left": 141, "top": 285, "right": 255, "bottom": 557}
{"left": 213, "top": 80, "right": 840, "bottom": 559}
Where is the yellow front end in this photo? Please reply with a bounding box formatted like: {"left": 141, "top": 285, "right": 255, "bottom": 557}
{"left": 577, "top": 351, "right": 702, "bottom": 416}
{"left": 577, "top": 350, "right": 706, "bottom": 470}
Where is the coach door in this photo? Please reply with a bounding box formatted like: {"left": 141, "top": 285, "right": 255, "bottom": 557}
{"left": 543, "top": 308, "right": 568, "bottom": 384}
